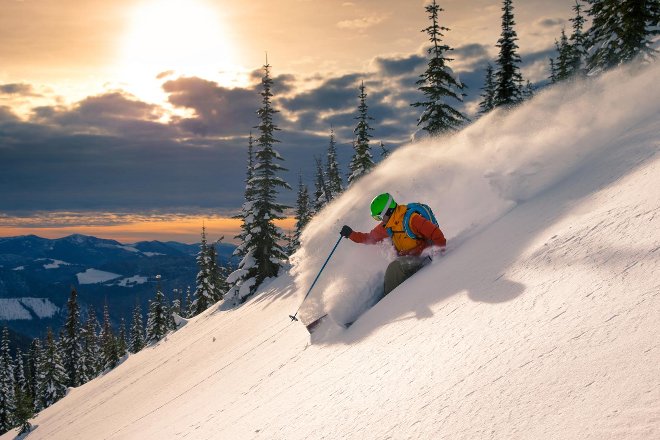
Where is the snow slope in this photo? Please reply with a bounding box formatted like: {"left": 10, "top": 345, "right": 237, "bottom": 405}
{"left": 4, "top": 62, "right": 659, "bottom": 440}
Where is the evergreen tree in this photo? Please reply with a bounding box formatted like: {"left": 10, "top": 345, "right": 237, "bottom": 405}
{"left": 555, "top": 29, "right": 573, "bottom": 81}
{"left": 292, "top": 173, "right": 312, "bottom": 251}
{"left": 79, "top": 307, "right": 100, "bottom": 383}
{"left": 569, "top": 0, "right": 589, "bottom": 75}
{"left": 586, "top": 0, "right": 659, "bottom": 72}
{"left": 146, "top": 282, "right": 169, "bottom": 344}
{"left": 185, "top": 286, "right": 194, "bottom": 319}
{"left": 325, "top": 127, "right": 343, "bottom": 199}
{"left": 348, "top": 82, "right": 375, "bottom": 185}
{"left": 61, "top": 287, "right": 82, "bottom": 387}
{"left": 13, "top": 349, "right": 33, "bottom": 435}
{"left": 411, "top": 0, "right": 468, "bottom": 135}
{"left": 26, "top": 339, "right": 41, "bottom": 408}
{"left": 478, "top": 63, "right": 497, "bottom": 114}
{"left": 129, "top": 302, "right": 145, "bottom": 353}
{"left": 0, "top": 327, "right": 16, "bottom": 434}
{"left": 193, "top": 225, "right": 215, "bottom": 315}
{"left": 226, "top": 61, "right": 291, "bottom": 304}
{"left": 494, "top": 0, "right": 525, "bottom": 107}
{"left": 233, "top": 133, "right": 258, "bottom": 261}
{"left": 208, "top": 242, "right": 227, "bottom": 302}
{"left": 99, "top": 302, "right": 119, "bottom": 371}
{"left": 549, "top": 57, "right": 558, "bottom": 83}
{"left": 313, "top": 157, "right": 330, "bottom": 213}
{"left": 37, "top": 328, "right": 67, "bottom": 410}
{"left": 117, "top": 318, "right": 128, "bottom": 357}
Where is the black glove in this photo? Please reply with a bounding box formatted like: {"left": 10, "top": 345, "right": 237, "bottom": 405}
{"left": 340, "top": 225, "right": 353, "bottom": 238}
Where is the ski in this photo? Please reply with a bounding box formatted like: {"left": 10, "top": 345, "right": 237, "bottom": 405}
{"left": 304, "top": 314, "right": 329, "bottom": 334}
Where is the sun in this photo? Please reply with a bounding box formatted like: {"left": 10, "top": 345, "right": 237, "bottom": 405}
{"left": 116, "top": 0, "right": 240, "bottom": 102}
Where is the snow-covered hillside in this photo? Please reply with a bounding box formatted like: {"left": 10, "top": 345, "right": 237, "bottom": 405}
{"left": 4, "top": 62, "right": 659, "bottom": 440}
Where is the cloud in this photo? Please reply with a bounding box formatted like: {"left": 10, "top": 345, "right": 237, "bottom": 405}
{"left": 537, "top": 17, "right": 565, "bottom": 28}
{"left": 373, "top": 54, "right": 426, "bottom": 77}
{"left": 163, "top": 76, "right": 260, "bottom": 136}
{"left": 0, "top": 83, "right": 37, "bottom": 96}
{"left": 337, "top": 15, "right": 387, "bottom": 30}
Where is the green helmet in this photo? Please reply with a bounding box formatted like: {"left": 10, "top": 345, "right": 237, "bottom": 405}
{"left": 370, "top": 193, "right": 397, "bottom": 221}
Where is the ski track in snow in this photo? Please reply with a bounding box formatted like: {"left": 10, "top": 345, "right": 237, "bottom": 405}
{"left": 4, "top": 63, "right": 660, "bottom": 440}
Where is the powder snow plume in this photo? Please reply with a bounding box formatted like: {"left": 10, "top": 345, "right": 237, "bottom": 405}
{"left": 292, "top": 61, "right": 660, "bottom": 325}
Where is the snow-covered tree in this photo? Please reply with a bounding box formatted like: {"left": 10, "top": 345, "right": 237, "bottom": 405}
{"left": 586, "top": 0, "right": 659, "bottom": 72}
{"left": 325, "top": 127, "right": 343, "bottom": 199}
{"left": 13, "top": 349, "right": 33, "bottom": 435}
{"left": 129, "top": 302, "right": 145, "bottom": 353}
{"left": 146, "top": 282, "right": 169, "bottom": 344}
{"left": 569, "top": 0, "right": 589, "bottom": 75}
{"left": 117, "top": 318, "right": 128, "bottom": 357}
{"left": 226, "top": 61, "right": 291, "bottom": 304}
{"left": 478, "top": 63, "right": 496, "bottom": 114}
{"left": 348, "top": 82, "right": 375, "bottom": 185}
{"left": 0, "top": 327, "right": 16, "bottom": 433}
{"left": 313, "top": 157, "right": 330, "bottom": 213}
{"left": 79, "top": 307, "right": 100, "bottom": 383}
{"left": 99, "top": 302, "right": 119, "bottom": 371}
{"left": 494, "top": 0, "right": 525, "bottom": 107}
{"left": 411, "top": 0, "right": 468, "bottom": 134}
{"left": 554, "top": 29, "right": 574, "bottom": 82}
{"left": 184, "top": 286, "right": 194, "bottom": 318}
{"left": 233, "top": 133, "right": 257, "bottom": 261}
{"left": 192, "top": 225, "right": 215, "bottom": 315}
{"left": 292, "top": 173, "right": 312, "bottom": 252}
{"left": 36, "top": 328, "right": 67, "bottom": 410}
{"left": 208, "top": 243, "right": 228, "bottom": 303}
{"left": 61, "top": 288, "right": 82, "bottom": 387}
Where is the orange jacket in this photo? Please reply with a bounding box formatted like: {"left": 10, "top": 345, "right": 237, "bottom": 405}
{"left": 349, "top": 204, "right": 446, "bottom": 256}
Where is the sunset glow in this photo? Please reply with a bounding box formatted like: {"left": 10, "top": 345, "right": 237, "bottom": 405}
{"left": 117, "top": 0, "right": 240, "bottom": 102}
{"left": 0, "top": 215, "right": 296, "bottom": 245}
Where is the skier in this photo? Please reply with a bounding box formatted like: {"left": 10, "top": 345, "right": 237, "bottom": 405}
{"left": 340, "top": 193, "right": 446, "bottom": 297}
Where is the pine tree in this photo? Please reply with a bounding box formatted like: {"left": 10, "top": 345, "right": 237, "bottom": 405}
{"left": 348, "top": 82, "right": 375, "bottom": 185}
{"left": 313, "top": 157, "right": 330, "bottom": 213}
{"left": 185, "top": 286, "right": 194, "bottom": 318}
{"left": 292, "top": 173, "right": 312, "bottom": 251}
{"left": 411, "top": 0, "right": 468, "bottom": 135}
{"left": 208, "top": 243, "right": 227, "bottom": 302}
{"left": 99, "top": 302, "right": 119, "bottom": 371}
{"left": 0, "top": 327, "right": 16, "bottom": 434}
{"left": 129, "top": 302, "right": 145, "bottom": 353}
{"left": 549, "top": 57, "right": 558, "bottom": 83}
{"left": 226, "top": 61, "right": 291, "bottom": 304}
{"left": 325, "top": 127, "right": 343, "bottom": 199}
{"left": 146, "top": 282, "right": 169, "bottom": 344}
{"left": 79, "top": 307, "right": 100, "bottom": 383}
{"left": 555, "top": 29, "right": 573, "bottom": 81}
{"left": 117, "top": 318, "right": 128, "bottom": 357}
{"left": 26, "top": 339, "right": 41, "bottom": 409}
{"left": 569, "top": 0, "right": 588, "bottom": 75}
{"left": 60, "top": 287, "right": 82, "bottom": 387}
{"left": 522, "top": 80, "right": 535, "bottom": 100}
{"left": 494, "top": 0, "right": 525, "bottom": 107}
{"left": 478, "top": 63, "right": 497, "bottom": 114}
{"left": 37, "top": 328, "right": 67, "bottom": 410}
{"left": 13, "top": 349, "right": 33, "bottom": 435}
{"left": 586, "top": 0, "right": 659, "bottom": 72}
{"left": 233, "top": 133, "right": 257, "bottom": 263}
{"left": 193, "top": 226, "right": 215, "bottom": 315}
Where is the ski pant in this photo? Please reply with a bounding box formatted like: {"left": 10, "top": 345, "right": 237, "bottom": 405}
{"left": 383, "top": 255, "right": 428, "bottom": 297}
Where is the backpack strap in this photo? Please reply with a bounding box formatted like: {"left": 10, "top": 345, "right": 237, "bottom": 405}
{"left": 403, "top": 203, "right": 439, "bottom": 240}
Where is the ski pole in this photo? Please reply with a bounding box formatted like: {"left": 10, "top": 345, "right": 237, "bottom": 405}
{"left": 289, "top": 235, "right": 343, "bottom": 322}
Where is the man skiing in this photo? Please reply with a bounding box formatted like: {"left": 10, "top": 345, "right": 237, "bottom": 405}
{"left": 340, "top": 193, "right": 446, "bottom": 297}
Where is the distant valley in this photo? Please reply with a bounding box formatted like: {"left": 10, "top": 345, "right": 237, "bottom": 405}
{"left": 0, "top": 234, "right": 236, "bottom": 351}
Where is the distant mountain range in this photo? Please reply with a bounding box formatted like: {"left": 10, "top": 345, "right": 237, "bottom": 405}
{"left": 0, "top": 234, "right": 236, "bottom": 352}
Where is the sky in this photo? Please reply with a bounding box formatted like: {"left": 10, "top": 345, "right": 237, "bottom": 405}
{"left": 0, "top": 0, "right": 577, "bottom": 243}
